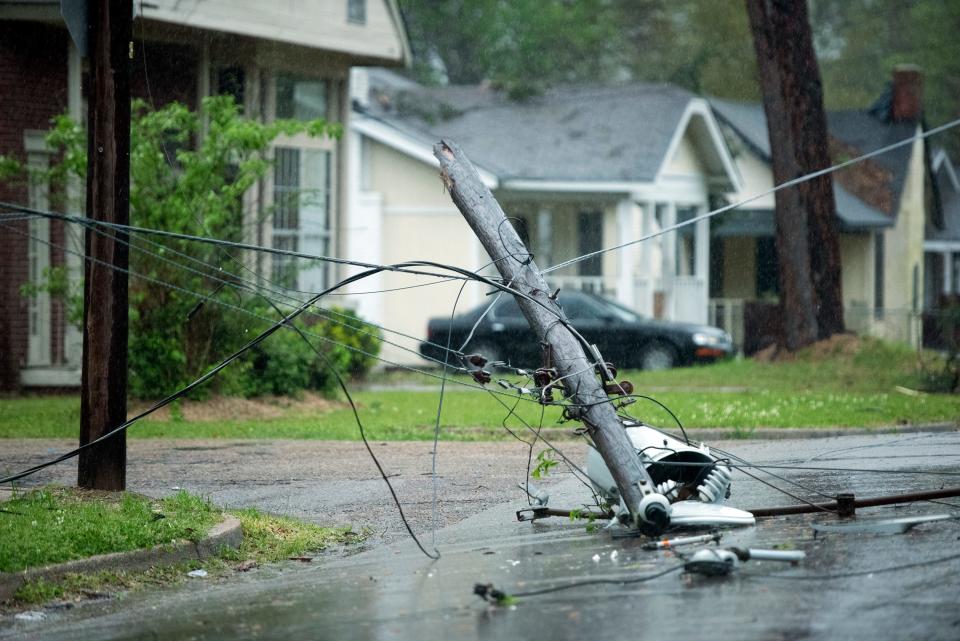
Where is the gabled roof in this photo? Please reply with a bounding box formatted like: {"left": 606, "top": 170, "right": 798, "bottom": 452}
{"left": 711, "top": 98, "right": 902, "bottom": 231}
{"left": 927, "top": 150, "right": 960, "bottom": 243}
{"left": 358, "top": 72, "right": 740, "bottom": 190}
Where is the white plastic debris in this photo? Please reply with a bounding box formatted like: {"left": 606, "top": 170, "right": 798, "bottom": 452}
{"left": 592, "top": 554, "right": 601, "bottom": 562}
{"left": 186, "top": 569, "right": 208, "bottom": 578}
{"left": 14, "top": 611, "right": 47, "bottom": 622}
{"left": 609, "top": 550, "right": 619, "bottom": 561}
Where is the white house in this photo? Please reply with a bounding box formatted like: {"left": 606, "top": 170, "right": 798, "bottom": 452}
{"left": 345, "top": 70, "right": 742, "bottom": 364}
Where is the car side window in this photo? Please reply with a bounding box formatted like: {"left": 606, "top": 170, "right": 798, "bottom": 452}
{"left": 560, "top": 297, "right": 604, "bottom": 321}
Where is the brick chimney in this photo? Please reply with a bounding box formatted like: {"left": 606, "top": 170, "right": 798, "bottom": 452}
{"left": 891, "top": 64, "right": 923, "bottom": 122}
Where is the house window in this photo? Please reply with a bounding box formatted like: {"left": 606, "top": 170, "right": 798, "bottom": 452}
{"left": 276, "top": 74, "right": 327, "bottom": 121}
{"left": 271, "top": 147, "right": 332, "bottom": 291}
{"left": 510, "top": 216, "right": 531, "bottom": 251}
{"left": 756, "top": 236, "right": 779, "bottom": 298}
{"left": 953, "top": 253, "right": 960, "bottom": 294}
{"left": 577, "top": 211, "right": 602, "bottom": 277}
{"left": 272, "top": 147, "right": 301, "bottom": 288}
{"left": 216, "top": 66, "right": 245, "bottom": 110}
{"left": 347, "top": 0, "right": 366, "bottom": 24}
{"left": 874, "top": 232, "right": 885, "bottom": 320}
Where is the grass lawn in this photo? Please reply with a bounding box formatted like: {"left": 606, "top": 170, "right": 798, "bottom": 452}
{"left": 1, "top": 337, "right": 957, "bottom": 440}
{"left": 1, "top": 487, "right": 354, "bottom": 606}
{"left": 0, "top": 488, "right": 220, "bottom": 574}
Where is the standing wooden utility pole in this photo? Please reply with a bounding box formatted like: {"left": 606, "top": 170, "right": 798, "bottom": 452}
{"left": 78, "top": 0, "right": 132, "bottom": 490}
{"left": 434, "top": 141, "right": 668, "bottom": 533}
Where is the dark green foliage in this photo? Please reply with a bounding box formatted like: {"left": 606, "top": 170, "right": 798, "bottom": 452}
{"left": 2, "top": 97, "right": 381, "bottom": 399}
{"left": 399, "top": 0, "right": 959, "bottom": 152}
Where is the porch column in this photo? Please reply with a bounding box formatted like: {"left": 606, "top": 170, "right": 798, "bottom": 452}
{"left": 694, "top": 205, "right": 710, "bottom": 324}
{"left": 615, "top": 198, "right": 638, "bottom": 308}
{"left": 536, "top": 206, "right": 553, "bottom": 268}
{"left": 634, "top": 201, "right": 656, "bottom": 316}
{"left": 663, "top": 201, "right": 677, "bottom": 319}
{"left": 944, "top": 251, "right": 953, "bottom": 296}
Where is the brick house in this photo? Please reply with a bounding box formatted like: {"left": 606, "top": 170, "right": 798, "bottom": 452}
{"left": 0, "top": 0, "right": 409, "bottom": 390}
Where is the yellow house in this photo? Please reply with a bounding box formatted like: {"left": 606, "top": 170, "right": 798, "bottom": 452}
{"left": 710, "top": 67, "right": 936, "bottom": 351}
{"left": 346, "top": 70, "right": 741, "bottom": 365}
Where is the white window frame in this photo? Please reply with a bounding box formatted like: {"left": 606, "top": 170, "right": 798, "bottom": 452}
{"left": 266, "top": 70, "right": 339, "bottom": 293}
{"left": 24, "top": 130, "right": 52, "bottom": 367}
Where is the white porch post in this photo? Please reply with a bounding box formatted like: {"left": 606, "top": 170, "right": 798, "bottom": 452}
{"left": 694, "top": 205, "right": 710, "bottom": 324}
{"left": 944, "top": 251, "right": 953, "bottom": 296}
{"left": 615, "top": 198, "right": 638, "bottom": 308}
{"left": 536, "top": 206, "right": 553, "bottom": 268}
{"left": 663, "top": 201, "right": 677, "bottom": 320}
{"left": 635, "top": 200, "right": 657, "bottom": 316}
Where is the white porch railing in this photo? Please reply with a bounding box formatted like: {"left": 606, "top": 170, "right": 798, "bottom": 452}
{"left": 546, "top": 275, "right": 615, "bottom": 296}
{"left": 708, "top": 298, "right": 924, "bottom": 352}
{"left": 674, "top": 276, "right": 707, "bottom": 324}
{"left": 708, "top": 298, "right": 746, "bottom": 351}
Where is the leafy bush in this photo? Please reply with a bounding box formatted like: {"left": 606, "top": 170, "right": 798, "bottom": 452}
{"left": 4, "top": 97, "right": 382, "bottom": 399}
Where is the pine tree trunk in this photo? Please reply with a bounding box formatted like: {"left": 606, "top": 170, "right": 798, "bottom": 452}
{"left": 746, "top": 0, "right": 845, "bottom": 349}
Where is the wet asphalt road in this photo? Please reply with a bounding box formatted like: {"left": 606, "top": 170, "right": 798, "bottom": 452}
{"left": 2, "top": 431, "right": 960, "bottom": 640}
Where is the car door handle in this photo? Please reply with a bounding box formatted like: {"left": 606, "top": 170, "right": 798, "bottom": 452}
{"left": 491, "top": 322, "right": 505, "bottom": 332}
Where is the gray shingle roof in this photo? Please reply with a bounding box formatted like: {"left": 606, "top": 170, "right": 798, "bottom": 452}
{"left": 927, "top": 167, "right": 960, "bottom": 242}
{"left": 710, "top": 98, "right": 897, "bottom": 231}
{"left": 362, "top": 77, "right": 697, "bottom": 183}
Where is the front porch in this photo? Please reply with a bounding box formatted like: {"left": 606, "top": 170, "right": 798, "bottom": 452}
{"left": 501, "top": 193, "right": 712, "bottom": 325}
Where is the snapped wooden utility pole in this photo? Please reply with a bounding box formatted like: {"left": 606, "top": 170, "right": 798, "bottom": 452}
{"left": 434, "top": 140, "right": 668, "bottom": 533}
{"left": 78, "top": 0, "right": 132, "bottom": 490}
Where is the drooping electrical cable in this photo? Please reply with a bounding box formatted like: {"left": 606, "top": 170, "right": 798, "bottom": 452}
{"left": 0, "top": 220, "right": 571, "bottom": 406}
{"left": 258, "top": 296, "right": 440, "bottom": 559}
{"left": 542, "top": 115, "right": 960, "bottom": 275}
{"left": 0, "top": 203, "right": 466, "bottom": 282}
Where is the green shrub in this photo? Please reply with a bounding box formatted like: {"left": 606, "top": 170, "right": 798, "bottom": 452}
{"left": 1, "top": 97, "right": 388, "bottom": 400}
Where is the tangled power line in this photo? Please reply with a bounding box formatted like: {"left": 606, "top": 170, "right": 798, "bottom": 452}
{"left": 2, "top": 112, "right": 960, "bottom": 561}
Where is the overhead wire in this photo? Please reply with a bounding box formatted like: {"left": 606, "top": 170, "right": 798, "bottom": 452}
{"left": 115, "top": 223, "right": 473, "bottom": 366}
{"left": 0, "top": 218, "right": 567, "bottom": 404}
{"left": 5, "top": 105, "right": 960, "bottom": 551}
{"left": 258, "top": 295, "right": 440, "bottom": 559}
{"left": 542, "top": 115, "right": 960, "bottom": 275}
{"left": 0, "top": 203, "right": 468, "bottom": 282}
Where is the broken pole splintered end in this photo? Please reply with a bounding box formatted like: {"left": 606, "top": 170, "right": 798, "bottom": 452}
{"left": 435, "top": 140, "right": 456, "bottom": 161}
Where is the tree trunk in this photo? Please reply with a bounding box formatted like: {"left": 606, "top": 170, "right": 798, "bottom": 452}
{"left": 746, "top": 0, "right": 844, "bottom": 350}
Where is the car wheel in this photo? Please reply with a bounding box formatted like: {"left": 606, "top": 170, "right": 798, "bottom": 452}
{"left": 640, "top": 341, "right": 677, "bottom": 371}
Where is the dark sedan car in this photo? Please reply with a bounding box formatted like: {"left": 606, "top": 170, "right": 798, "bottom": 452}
{"left": 420, "top": 290, "right": 734, "bottom": 371}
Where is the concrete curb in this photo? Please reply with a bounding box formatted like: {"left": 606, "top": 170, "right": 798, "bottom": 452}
{"left": 680, "top": 422, "right": 959, "bottom": 440}
{"left": 493, "top": 422, "right": 958, "bottom": 441}
{"left": 0, "top": 514, "right": 242, "bottom": 602}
